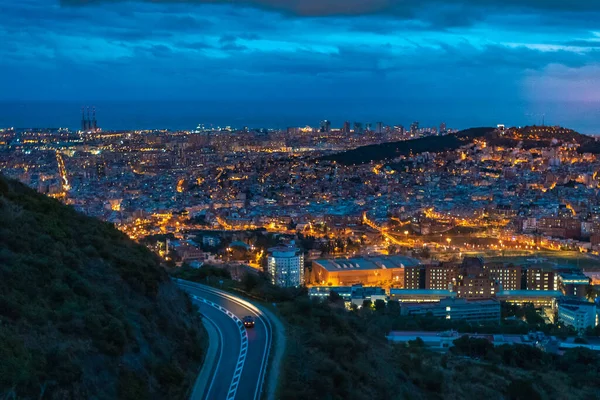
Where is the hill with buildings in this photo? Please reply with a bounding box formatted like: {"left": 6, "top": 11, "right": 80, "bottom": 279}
{"left": 488, "top": 125, "right": 595, "bottom": 150}
{"left": 319, "top": 127, "right": 495, "bottom": 165}
{"left": 321, "top": 125, "right": 598, "bottom": 165}
{"left": 0, "top": 176, "right": 204, "bottom": 399}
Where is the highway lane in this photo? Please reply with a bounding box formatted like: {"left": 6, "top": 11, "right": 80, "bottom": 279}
{"left": 176, "top": 280, "right": 272, "bottom": 400}
{"left": 193, "top": 304, "right": 240, "bottom": 400}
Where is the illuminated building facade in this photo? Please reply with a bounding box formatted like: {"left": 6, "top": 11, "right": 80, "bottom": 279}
{"left": 404, "top": 265, "right": 424, "bottom": 289}
{"left": 484, "top": 264, "right": 522, "bottom": 290}
{"left": 527, "top": 267, "right": 557, "bottom": 291}
{"left": 425, "top": 264, "right": 458, "bottom": 290}
{"left": 558, "top": 300, "right": 598, "bottom": 331}
{"left": 311, "top": 255, "right": 418, "bottom": 287}
{"left": 456, "top": 276, "right": 498, "bottom": 299}
{"left": 558, "top": 273, "right": 590, "bottom": 298}
{"left": 267, "top": 242, "right": 304, "bottom": 287}
{"left": 495, "top": 290, "right": 562, "bottom": 308}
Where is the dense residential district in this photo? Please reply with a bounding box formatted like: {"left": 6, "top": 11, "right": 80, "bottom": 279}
{"left": 4, "top": 116, "right": 600, "bottom": 351}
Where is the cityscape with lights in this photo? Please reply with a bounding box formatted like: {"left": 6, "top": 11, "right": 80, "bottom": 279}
{"left": 5, "top": 115, "right": 600, "bottom": 399}
{"left": 6, "top": 0, "right": 600, "bottom": 398}
{"left": 3, "top": 116, "right": 600, "bottom": 296}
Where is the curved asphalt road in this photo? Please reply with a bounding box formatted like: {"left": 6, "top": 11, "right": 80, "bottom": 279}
{"left": 176, "top": 280, "right": 272, "bottom": 400}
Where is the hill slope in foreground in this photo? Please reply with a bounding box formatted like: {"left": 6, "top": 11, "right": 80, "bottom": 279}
{"left": 0, "top": 176, "right": 204, "bottom": 399}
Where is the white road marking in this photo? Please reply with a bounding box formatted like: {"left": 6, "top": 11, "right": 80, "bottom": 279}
{"left": 179, "top": 281, "right": 272, "bottom": 400}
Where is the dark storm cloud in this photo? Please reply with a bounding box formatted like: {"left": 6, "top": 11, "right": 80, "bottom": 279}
{"left": 60, "top": 0, "right": 600, "bottom": 19}
{"left": 3, "top": 0, "right": 600, "bottom": 131}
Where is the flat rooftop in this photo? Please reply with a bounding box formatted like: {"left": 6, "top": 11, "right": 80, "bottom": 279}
{"left": 390, "top": 289, "right": 456, "bottom": 296}
{"left": 496, "top": 290, "right": 563, "bottom": 298}
{"left": 314, "top": 255, "right": 420, "bottom": 272}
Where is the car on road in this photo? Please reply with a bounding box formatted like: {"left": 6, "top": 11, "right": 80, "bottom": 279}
{"left": 243, "top": 315, "right": 255, "bottom": 328}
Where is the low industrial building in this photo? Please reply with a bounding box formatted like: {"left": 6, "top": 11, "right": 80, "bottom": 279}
{"left": 311, "top": 255, "right": 419, "bottom": 286}
{"left": 308, "top": 286, "right": 353, "bottom": 301}
{"left": 495, "top": 290, "right": 563, "bottom": 308}
{"left": 308, "top": 285, "right": 386, "bottom": 307}
{"left": 386, "top": 330, "right": 546, "bottom": 350}
{"left": 350, "top": 286, "right": 387, "bottom": 307}
{"left": 557, "top": 300, "right": 598, "bottom": 332}
{"left": 389, "top": 289, "right": 456, "bottom": 303}
{"left": 400, "top": 297, "right": 501, "bottom": 323}
{"left": 386, "top": 330, "right": 460, "bottom": 350}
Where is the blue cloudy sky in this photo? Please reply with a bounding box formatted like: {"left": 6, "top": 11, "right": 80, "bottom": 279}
{"left": 2, "top": 0, "right": 600, "bottom": 131}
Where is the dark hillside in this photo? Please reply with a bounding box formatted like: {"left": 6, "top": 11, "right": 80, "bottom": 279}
{"left": 278, "top": 297, "right": 600, "bottom": 400}
{"left": 0, "top": 176, "right": 204, "bottom": 399}
{"left": 320, "top": 127, "right": 494, "bottom": 165}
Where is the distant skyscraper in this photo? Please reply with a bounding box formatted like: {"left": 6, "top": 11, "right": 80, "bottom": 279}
{"left": 353, "top": 122, "right": 363, "bottom": 134}
{"left": 343, "top": 121, "right": 350, "bottom": 134}
{"left": 410, "top": 121, "right": 419, "bottom": 135}
{"left": 320, "top": 120, "right": 331, "bottom": 133}
{"left": 440, "top": 122, "right": 447, "bottom": 134}
{"left": 376, "top": 122, "right": 383, "bottom": 134}
{"left": 81, "top": 106, "right": 99, "bottom": 133}
{"left": 91, "top": 107, "right": 98, "bottom": 132}
{"left": 81, "top": 107, "right": 87, "bottom": 131}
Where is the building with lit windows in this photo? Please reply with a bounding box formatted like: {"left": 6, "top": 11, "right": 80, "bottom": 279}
{"left": 526, "top": 266, "right": 558, "bottom": 291}
{"left": 404, "top": 265, "right": 424, "bottom": 289}
{"left": 484, "top": 263, "right": 522, "bottom": 290}
{"left": 456, "top": 276, "right": 498, "bottom": 299}
{"left": 400, "top": 298, "right": 500, "bottom": 323}
{"left": 557, "top": 300, "right": 598, "bottom": 332}
{"left": 537, "top": 217, "right": 581, "bottom": 239}
{"left": 495, "top": 290, "right": 562, "bottom": 308}
{"left": 267, "top": 242, "right": 304, "bottom": 287}
{"left": 558, "top": 273, "right": 590, "bottom": 298}
{"left": 425, "top": 264, "right": 458, "bottom": 290}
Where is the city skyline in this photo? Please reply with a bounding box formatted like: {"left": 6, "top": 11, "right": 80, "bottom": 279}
{"left": 0, "top": 100, "right": 595, "bottom": 134}
{"left": 2, "top": 0, "right": 600, "bottom": 132}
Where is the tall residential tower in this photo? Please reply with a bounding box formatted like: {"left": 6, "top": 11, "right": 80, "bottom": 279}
{"left": 267, "top": 241, "right": 304, "bottom": 287}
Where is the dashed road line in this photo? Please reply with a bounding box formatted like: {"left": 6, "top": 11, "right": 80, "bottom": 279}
{"left": 192, "top": 295, "right": 248, "bottom": 400}
{"left": 177, "top": 281, "right": 272, "bottom": 400}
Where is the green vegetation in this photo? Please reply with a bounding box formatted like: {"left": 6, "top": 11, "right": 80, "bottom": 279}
{"left": 0, "top": 176, "right": 205, "bottom": 399}
{"left": 172, "top": 265, "right": 304, "bottom": 303}
{"left": 276, "top": 297, "right": 600, "bottom": 400}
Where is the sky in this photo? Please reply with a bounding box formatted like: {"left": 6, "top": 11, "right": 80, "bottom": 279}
{"left": 1, "top": 0, "right": 600, "bottom": 132}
